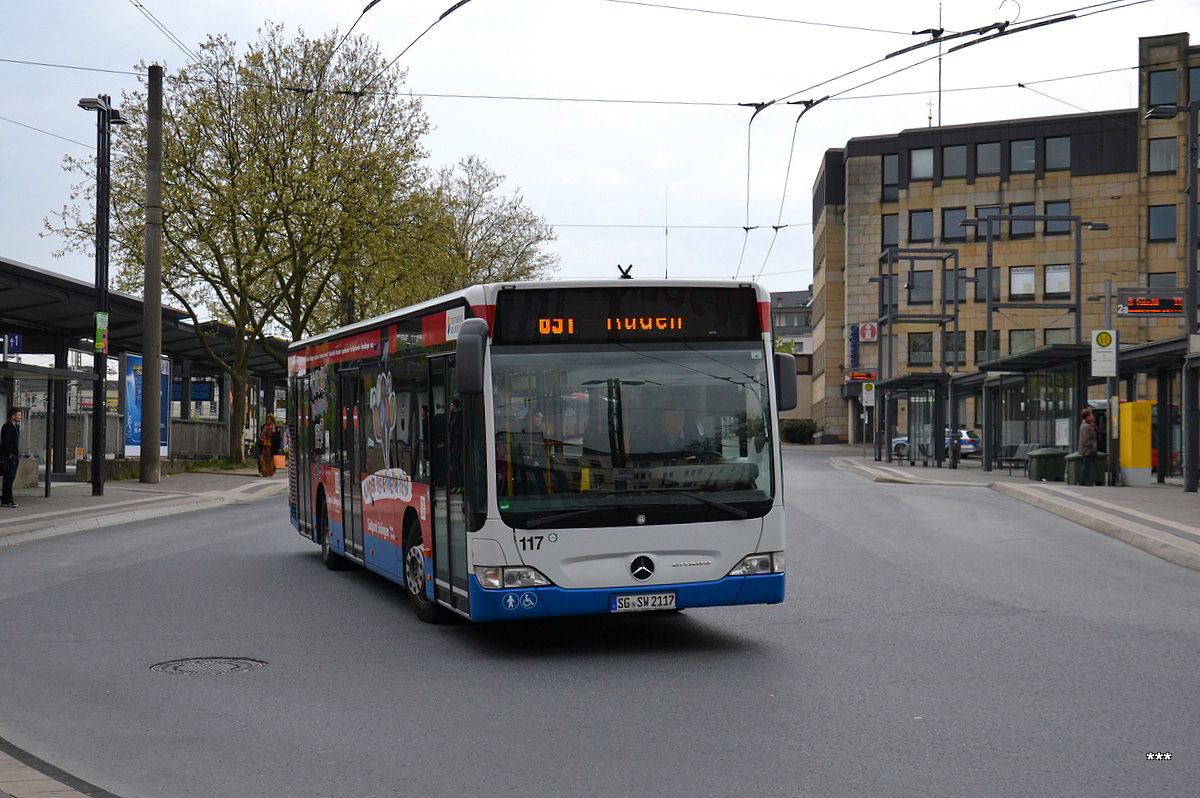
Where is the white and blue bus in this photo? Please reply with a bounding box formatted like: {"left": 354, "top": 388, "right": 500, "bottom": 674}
{"left": 287, "top": 279, "right": 796, "bottom": 622}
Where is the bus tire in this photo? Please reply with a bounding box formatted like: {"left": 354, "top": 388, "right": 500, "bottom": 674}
{"left": 318, "top": 497, "right": 346, "bottom": 571}
{"left": 404, "top": 521, "right": 445, "bottom": 624}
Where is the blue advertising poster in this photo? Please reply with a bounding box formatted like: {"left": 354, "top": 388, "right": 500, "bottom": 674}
{"left": 124, "top": 354, "right": 170, "bottom": 457}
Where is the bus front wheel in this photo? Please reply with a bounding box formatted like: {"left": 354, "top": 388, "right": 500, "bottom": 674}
{"left": 404, "top": 522, "right": 445, "bottom": 624}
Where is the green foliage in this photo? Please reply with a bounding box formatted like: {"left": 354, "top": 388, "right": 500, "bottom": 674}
{"left": 780, "top": 419, "right": 816, "bottom": 444}
{"left": 45, "top": 23, "right": 559, "bottom": 458}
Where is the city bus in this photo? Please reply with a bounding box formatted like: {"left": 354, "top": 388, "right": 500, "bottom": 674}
{"left": 286, "top": 279, "right": 797, "bottom": 622}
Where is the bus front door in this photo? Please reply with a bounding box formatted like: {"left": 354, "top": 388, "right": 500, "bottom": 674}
{"left": 339, "top": 371, "right": 364, "bottom": 560}
{"left": 429, "top": 355, "right": 469, "bottom": 615}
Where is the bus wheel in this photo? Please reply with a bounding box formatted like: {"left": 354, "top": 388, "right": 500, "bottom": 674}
{"left": 319, "top": 498, "right": 345, "bottom": 571}
{"left": 404, "top": 522, "right": 444, "bottom": 624}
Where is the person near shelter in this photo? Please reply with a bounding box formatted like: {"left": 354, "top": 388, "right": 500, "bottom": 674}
{"left": 1078, "top": 407, "right": 1100, "bottom": 486}
{"left": 1, "top": 407, "right": 22, "bottom": 507}
{"left": 258, "top": 413, "right": 279, "bottom": 477}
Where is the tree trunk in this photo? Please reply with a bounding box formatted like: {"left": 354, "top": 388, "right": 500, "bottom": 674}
{"left": 229, "top": 370, "right": 249, "bottom": 464}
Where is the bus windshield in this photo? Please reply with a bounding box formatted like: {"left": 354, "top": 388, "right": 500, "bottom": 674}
{"left": 491, "top": 342, "right": 775, "bottom": 529}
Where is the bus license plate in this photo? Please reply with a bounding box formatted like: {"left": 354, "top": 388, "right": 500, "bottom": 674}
{"left": 611, "top": 592, "right": 677, "bottom": 613}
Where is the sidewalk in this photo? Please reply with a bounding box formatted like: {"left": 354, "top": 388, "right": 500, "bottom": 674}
{"left": 813, "top": 443, "right": 1200, "bottom": 573}
{"left": 0, "top": 467, "right": 289, "bottom": 547}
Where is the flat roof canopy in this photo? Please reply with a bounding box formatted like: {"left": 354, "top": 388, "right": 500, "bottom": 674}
{"left": 0, "top": 254, "right": 286, "bottom": 380}
{"left": 977, "top": 344, "right": 1090, "bottom": 373}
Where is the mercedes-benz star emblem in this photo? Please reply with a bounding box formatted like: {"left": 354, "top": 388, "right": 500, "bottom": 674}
{"left": 630, "top": 555, "right": 654, "bottom": 581}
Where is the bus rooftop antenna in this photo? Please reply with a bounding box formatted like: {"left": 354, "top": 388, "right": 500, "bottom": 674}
{"left": 618, "top": 264, "right": 634, "bottom": 279}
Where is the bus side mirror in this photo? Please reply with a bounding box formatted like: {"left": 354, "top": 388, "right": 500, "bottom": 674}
{"left": 457, "top": 318, "right": 490, "bottom": 395}
{"left": 774, "top": 352, "right": 797, "bottom": 412}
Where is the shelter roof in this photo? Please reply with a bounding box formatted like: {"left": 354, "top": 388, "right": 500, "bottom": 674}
{"left": 0, "top": 255, "right": 286, "bottom": 380}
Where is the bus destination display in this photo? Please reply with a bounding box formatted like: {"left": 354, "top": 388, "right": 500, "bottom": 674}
{"left": 493, "top": 286, "right": 761, "bottom": 344}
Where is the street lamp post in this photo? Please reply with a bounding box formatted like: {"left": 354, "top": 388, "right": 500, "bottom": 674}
{"left": 1145, "top": 102, "right": 1199, "bottom": 493}
{"left": 79, "top": 94, "right": 127, "bottom": 496}
{"left": 961, "top": 213, "right": 1108, "bottom": 473}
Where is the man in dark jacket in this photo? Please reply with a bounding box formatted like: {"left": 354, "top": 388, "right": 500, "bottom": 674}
{"left": 2, "top": 407, "right": 22, "bottom": 507}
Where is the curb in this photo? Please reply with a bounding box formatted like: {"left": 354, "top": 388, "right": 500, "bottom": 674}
{"left": 0, "top": 483, "right": 287, "bottom": 548}
{"left": 832, "top": 456, "right": 1200, "bottom": 573}
{"left": 991, "top": 482, "right": 1200, "bottom": 572}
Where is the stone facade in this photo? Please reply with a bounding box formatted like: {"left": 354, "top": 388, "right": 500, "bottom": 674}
{"left": 810, "top": 32, "right": 1200, "bottom": 443}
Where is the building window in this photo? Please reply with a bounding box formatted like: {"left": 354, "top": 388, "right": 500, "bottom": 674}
{"left": 1192, "top": 67, "right": 1200, "bottom": 103}
{"left": 1046, "top": 136, "right": 1070, "bottom": 170}
{"left": 1148, "top": 272, "right": 1177, "bottom": 288}
{"left": 975, "top": 205, "right": 1001, "bottom": 237}
{"left": 943, "top": 144, "right": 967, "bottom": 178}
{"left": 1009, "top": 203, "right": 1036, "bottom": 237}
{"left": 1009, "top": 329, "right": 1036, "bottom": 354}
{"left": 942, "top": 207, "right": 967, "bottom": 241}
{"left": 882, "top": 153, "right": 898, "bottom": 201}
{"left": 1044, "top": 328, "right": 1071, "bottom": 346}
{"left": 943, "top": 330, "right": 967, "bottom": 366}
{"left": 909, "top": 210, "right": 934, "bottom": 243}
{"left": 1044, "top": 264, "right": 1071, "bottom": 298}
{"left": 1045, "top": 201, "right": 1071, "bottom": 234}
{"left": 977, "top": 142, "right": 1001, "bottom": 175}
{"left": 910, "top": 148, "right": 934, "bottom": 180}
{"left": 908, "top": 270, "right": 933, "bottom": 304}
{"left": 908, "top": 332, "right": 933, "bottom": 366}
{"left": 974, "top": 267, "right": 1000, "bottom": 302}
{"left": 974, "top": 330, "right": 1001, "bottom": 362}
{"left": 1150, "top": 138, "right": 1177, "bottom": 173}
{"left": 943, "top": 268, "right": 969, "bottom": 302}
{"left": 1149, "top": 205, "right": 1176, "bottom": 241}
{"left": 1149, "top": 69, "right": 1178, "bottom": 107}
{"left": 1010, "top": 266, "right": 1035, "bottom": 299}
{"left": 882, "top": 214, "right": 899, "bottom": 249}
{"left": 1011, "top": 139, "right": 1036, "bottom": 173}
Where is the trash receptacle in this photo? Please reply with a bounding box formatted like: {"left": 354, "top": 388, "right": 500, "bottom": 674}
{"left": 1090, "top": 451, "right": 1107, "bottom": 486}
{"left": 1067, "top": 451, "right": 1108, "bottom": 485}
{"left": 1065, "top": 452, "right": 1083, "bottom": 484}
{"left": 1027, "top": 447, "right": 1066, "bottom": 481}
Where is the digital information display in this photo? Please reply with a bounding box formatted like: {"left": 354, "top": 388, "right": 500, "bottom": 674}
{"left": 1118, "top": 289, "right": 1184, "bottom": 315}
{"left": 492, "top": 286, "right": 762, "bottom": 344}
{"left": 1124, "top": 296, "right": 1183, "bottom": 315}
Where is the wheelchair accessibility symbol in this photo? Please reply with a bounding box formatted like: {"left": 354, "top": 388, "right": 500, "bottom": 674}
{"left": 502, "top": 592, "right": 539, "bottom": 611}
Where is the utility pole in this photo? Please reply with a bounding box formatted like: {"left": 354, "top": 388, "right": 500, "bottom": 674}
{"left": 141, "top": 64, "right": 164, "bottom": 483}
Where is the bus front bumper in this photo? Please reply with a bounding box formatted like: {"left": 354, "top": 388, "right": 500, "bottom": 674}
{"left": 467, "top": 572, "right": 784, "bottom": 622}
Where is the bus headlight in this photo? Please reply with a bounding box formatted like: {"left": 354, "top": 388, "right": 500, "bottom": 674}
{"left": 729, "top": 552, "right": 784, "bottom": 576}
{"left": 475, "top": 566, "right": 553, "bottom": 589}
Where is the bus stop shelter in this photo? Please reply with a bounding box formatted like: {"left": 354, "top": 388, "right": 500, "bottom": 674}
{"left": 976, "top": 344, "right": 1091, "bottom": 473}
{"left": 876, "top": 372, "right": 951, "bottom": 466}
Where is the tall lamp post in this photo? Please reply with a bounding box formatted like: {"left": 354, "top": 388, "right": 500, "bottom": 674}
{"left": 961, "top": 213, "right": 1108, "bottom": 473}
{"left": 79, "top": 94, "right": 127, "bottom": 496}
{"left": 1145, "top": 102, "right": 1199, "bottom": 493}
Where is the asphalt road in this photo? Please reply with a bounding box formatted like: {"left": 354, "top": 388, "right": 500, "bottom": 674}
{"left": 0, "top": 449, "right": 1197, "bottom": 797}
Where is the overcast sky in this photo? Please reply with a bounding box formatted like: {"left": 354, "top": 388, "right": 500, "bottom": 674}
{"left": 3, "top": 0, "right": 1198, "bottom": 299}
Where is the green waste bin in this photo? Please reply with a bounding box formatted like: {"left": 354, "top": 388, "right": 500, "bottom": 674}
{"left": 1065, "top": 452, "right": 1083, "bottom": 484}
{"left": 1066, "top": 451, "right": 1106, "bottom": 485}
{"left": 1027, "top": 448, "right": 1066, "bottom": 481}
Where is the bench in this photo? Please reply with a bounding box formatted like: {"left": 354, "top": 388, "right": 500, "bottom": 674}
{"left": 997, "top": 442, "right": 1038, "bottom": 476}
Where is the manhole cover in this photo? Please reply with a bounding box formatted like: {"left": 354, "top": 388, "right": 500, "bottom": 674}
{"left": 150, "top": 657, "right": 267, "bottom": 675}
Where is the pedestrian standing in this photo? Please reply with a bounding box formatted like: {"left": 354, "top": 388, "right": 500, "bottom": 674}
{"left": 1, "top": 407, "right": 23, "bottom": 507}
{"left": 1078, "top": 407, "right": 1099, "bottom": 486}
{"left": 258, "top": 414, "right": 278, "bottom": 477}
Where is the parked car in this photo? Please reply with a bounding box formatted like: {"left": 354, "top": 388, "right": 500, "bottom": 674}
{"left": 892, "top": 428, "right": 980, "bottom": 459}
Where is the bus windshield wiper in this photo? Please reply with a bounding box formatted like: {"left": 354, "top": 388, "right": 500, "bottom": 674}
{"left": 521, "top": 507, "right": 616, "bottom": 530}
{"left": 648, "top": 490, "right": 748, "bottom": 519}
